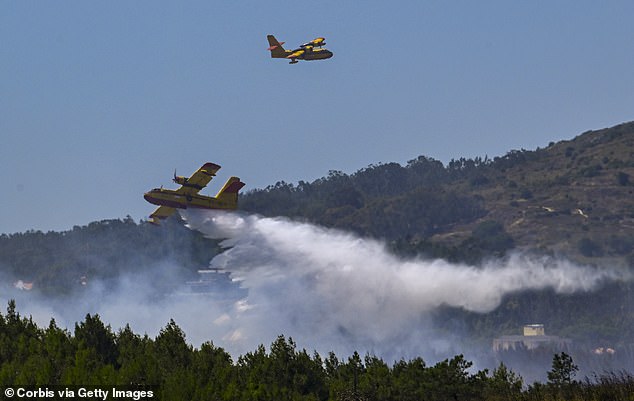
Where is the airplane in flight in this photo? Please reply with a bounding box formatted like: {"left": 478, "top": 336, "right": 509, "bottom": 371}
{"left": 144, "top": 162, "right": 245, "bottom": 225}
{"left": 267, "top": 35, "right": 333, "bottom": 64}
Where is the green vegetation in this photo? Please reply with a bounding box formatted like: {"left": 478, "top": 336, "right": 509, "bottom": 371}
{"left": 547, "top": 352, "right": 579, "bottom": 386}
{"left": 240, "top": 159, "right": 487, "bottom": 242}
{"left": 0, "top": 216, "right": 221, "bottom": 295}
{"left": 1, "top": 301, "right": 633, "bottom": 400}
{"left": 240, "top": 121, "right": 634, "bottom": 264}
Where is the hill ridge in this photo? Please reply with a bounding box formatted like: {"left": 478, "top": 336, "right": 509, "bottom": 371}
{"left": 241, "top": 120, "right": 634, "bottom": 263}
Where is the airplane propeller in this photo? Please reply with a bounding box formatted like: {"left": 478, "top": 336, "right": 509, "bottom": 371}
{"left": 173, "top": 169, "right": 188, "bottom": 185}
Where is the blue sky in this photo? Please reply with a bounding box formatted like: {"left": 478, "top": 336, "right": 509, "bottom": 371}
{"left": 1, "top": 1, "right": 633, "bottom": 234}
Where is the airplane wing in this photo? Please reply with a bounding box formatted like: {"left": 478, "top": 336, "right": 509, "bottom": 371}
{"left": 149, "top": 206, "right": 176, "bottom": 225}
{"left": 302, "top": 38, "right": 325, "bottom": 47}
{"left": 176, "top": 162, "right": 221, "bottom": 196}
{"left": 286, "top": 49, "right": 305, "bottom": 59}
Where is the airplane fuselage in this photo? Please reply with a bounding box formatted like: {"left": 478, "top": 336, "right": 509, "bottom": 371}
{"left": 300, "top": 48, "right": 333, "bottom": 60}
{"left": 143, "top": 188, "right": 236, "bottom": 210}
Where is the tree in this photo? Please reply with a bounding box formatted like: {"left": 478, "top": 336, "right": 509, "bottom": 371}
{"left": 43, "top": 319, "right": 74, "bottom": 383}
{"left": 391, "top": 358, "right": 426, "bottom": 401}
{"left": 191, "top": 340, "right": 233, "bottom": 394}
{"left": 547, "top": 352, "right": 578, "bottom": 386}
{"left": 154, "top": 319, "right": 192, "bottom": 374}
{"left": 74, "top": 314, "right": 117, "bottom": 366}
{"left": 116, "top": 325, "right": 156, "bottom": 385}
{"left": 485, "top": 363, "right": 523, "bottom": 401}
{"left": 359, "top": 354, "right": 392, "bottom": 401}
{"left": 424, "top": 355, "right": 486, "bottom": 401}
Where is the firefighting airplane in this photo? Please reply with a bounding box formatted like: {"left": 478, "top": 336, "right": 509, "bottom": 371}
{"left": 144, "top": 162, "right": 245, "bottom": 225}
{"left": 267, "top": 35, "right": 333, "bottom": 64}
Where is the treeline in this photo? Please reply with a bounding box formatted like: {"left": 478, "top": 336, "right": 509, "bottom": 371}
{"left": 1, "top": 301, "right": 633, "bottom": 401}
{"left": 239, "top": 157, "right": 490, "bottom": 241}
{"left": 238, "top": 151, "right": 545, "bottom": 235}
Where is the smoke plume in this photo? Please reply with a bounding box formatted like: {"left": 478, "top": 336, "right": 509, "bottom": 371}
{"left": 1, "top": 209, "right": 627, "bottom": 364}
{"left": 181, "top": 210, "right": 626, "bottom": 359}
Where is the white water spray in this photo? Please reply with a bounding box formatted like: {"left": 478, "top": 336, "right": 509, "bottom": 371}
{"left": 182, "top": 210, "right": 625, "bottom": 358}
{"left": 1, "top": 210, "right": 626, "bottom": 362}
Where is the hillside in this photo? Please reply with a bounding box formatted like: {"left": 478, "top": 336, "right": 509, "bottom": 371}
{"left": 1, "top": 121, "right": 634, "bottom": 371}
{"left": 240, "top": 121, "right": 634, "bottom": 264}
{"left": 441, "top": 122, "right": 634, "bottom": 261}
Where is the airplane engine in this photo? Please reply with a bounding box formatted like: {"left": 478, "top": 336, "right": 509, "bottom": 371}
{"left": 173, "top": 168, "right": 190, "bottom": 185}
{"left": 301, "top": 42, "right": 325, "bottom": 48}
{"left": 302, "top": 39, "right": 325, "bottom": 47}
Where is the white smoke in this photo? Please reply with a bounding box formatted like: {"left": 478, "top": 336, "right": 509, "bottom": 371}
{"left": 1, "top": 209, "right": 627, "bottom": 363}
{"left": 180, "top": 210, "right": 627, "bottom": 359}
{"left": 0, "top": 260, "right": 233, "bottom": 348}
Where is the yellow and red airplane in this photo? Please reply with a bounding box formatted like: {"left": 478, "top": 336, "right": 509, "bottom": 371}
{"left": 144, "top": 162, "right": 245, "bottom": 225}
{"left": 267, "top": 35, "right": 333, "bottom": 64}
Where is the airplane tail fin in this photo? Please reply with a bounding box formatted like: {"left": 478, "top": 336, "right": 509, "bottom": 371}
{"left": 267, "top": 35, "right": 289, "bottom": 58}
{"left": 216, "top": 177, "right": 246, "bottom": 207}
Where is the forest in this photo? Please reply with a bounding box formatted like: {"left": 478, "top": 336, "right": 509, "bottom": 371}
{"left": 1, "top": 300, "right": 634, "bottom": 401}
